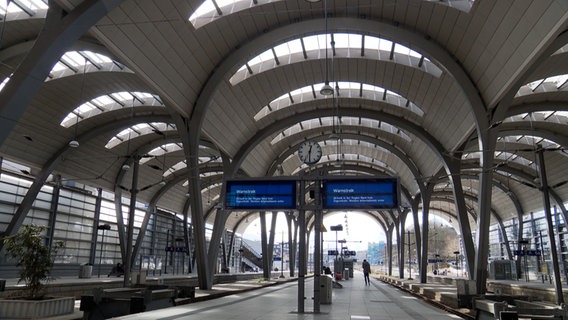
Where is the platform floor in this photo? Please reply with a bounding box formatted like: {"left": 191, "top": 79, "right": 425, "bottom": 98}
{"left": 112, "top": 270, "right": 465, "bottom": 320}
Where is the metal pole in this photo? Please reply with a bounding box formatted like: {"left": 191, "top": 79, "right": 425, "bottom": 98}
{"left": 280, "top": 231, "right": 285, "bottom": 278}
{"left": 297, "top": 180, "right": 306, "bottom": 313}
{"left": 98, "top": 229, "right": 105, "bottom": 278}
{"left": 407, "top": 230, "right": 412, "bottom": 280}
{"left": 165, "top": 229, "right": 170, "bottom": 274}
{"left": 312, "top": 177, "right": 323, "bottom": 313}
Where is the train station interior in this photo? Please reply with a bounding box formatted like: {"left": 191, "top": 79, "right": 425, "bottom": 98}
{"left": 1, "top": 0, "right": 568, "bottom": 319}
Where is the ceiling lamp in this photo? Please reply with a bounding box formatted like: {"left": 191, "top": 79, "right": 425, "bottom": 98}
{"left": 122, "top": 163, "right": 130, "bottom": 171}
{"left": 320, "top": 82, "right": 334, "bottom": 96}
{"left": 68, "top": 140, "right": 79, "bottom": 148}
{"left": 320, "top": 0, "right": 333, "bottom": 96}
{"left": 305, "top": 0, "right": 321, "bottom": 2}
{"left": 69, "top": 57, "right": 88, "bottom": 149}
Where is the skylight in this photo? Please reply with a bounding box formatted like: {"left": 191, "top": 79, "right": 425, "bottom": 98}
{"left": 189, "top": 0, "right": 473, "bottom": 29}
{"left": 504, "top": 110, "right": 568, "bottom": 126}
{"left": 105, "top": 123, "right": 177, "bottom": 149}
{"left": 517, "top": 74, "right": 568, "bottom": 96}
{"left": 189, "top": 0, "right": 278, "bottom": 28}
{"left": 0, "top": 0, "right": 47, "bottom": 17}
{"left": 61, "top": 91, "right": 164, "bottom": 128}
{"left": 291, "top": 153, "right": 396, "bottom": 176}
{"left": 255, "top": 82, "right": 424, "bottom": 121}
{"left": 139, "top": 143, "right": 183, "bottom": 165}
{"left": 232, "top": 33, "right": 441, "bottom": 85}
{"left": 270, "top": 116, "right": 412, "bottom": 145}
{"left": 50, "top": 51, "right": 114, "bottom": 74}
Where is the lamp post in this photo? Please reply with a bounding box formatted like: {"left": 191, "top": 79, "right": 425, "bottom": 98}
{"left": 280, "top": 231, "right": 285, "bottom": 278}
{"left": 407, "top": 230, "right": 412, "bottom": 280}
{"left": 97, "top": 224, "right": 111, "bottom": 278}
{"left": 453, "top": 251, "right": 460, "bottom": 277}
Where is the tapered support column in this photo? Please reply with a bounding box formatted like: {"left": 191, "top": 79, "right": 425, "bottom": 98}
{"left": 474, "top": 132, "right": 497, "bottom": 294}
{"left": 536, "top": 146, "right": 564, "bottom": 304}
{"left": 124, "top": 155, "right": 140, "bottom": 287}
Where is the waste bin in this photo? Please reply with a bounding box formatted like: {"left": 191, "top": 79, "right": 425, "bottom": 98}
{"left": 319, "top": 275, "right": 332, "bottom": 304}
{"left": 343, "top": 268, "right": 350, "bottom": 280}
{"left": 0, "top": 279, "right": 5, "bottom": 292}
{"left": 131, "top": 271, "right": 146, "bottom": 285}
{"left": 79, "top": 264, "right": 93, "bottom": 279}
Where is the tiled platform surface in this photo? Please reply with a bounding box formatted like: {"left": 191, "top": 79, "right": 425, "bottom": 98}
{"left": 112, "top": 271, "right": 466, "bottom": 320}
{"left": 3, "top": 271, "right": 568, "bottom": 319}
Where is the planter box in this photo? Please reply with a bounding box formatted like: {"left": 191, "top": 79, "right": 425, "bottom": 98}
{"left": 0, "top": 296, "right": 74, "bottom": 319}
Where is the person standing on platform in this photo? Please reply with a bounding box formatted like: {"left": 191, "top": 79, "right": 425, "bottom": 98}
{"left": 362, "top": 259, "right": 371, "bottom": 285}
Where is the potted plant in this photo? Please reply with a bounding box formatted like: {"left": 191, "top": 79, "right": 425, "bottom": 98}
{"left": 0, "top": 224, "right": 74, "bottom": 319}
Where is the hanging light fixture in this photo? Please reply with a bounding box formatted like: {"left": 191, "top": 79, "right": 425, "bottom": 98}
{"left": 159, "top": 146, "right": 167, "bottom": 185}
{"left": 320, "top": 0, "right": 333, "bottom": 96}
{"left": 121, "top": 96, "right": 136, "bottom": 171}
{"left": 69, "top": 57, "right": 88, "bottom": 148}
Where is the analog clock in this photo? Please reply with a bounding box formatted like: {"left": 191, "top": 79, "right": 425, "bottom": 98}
{"left": 298, "top": 140, "right": 322, "bottom": 165}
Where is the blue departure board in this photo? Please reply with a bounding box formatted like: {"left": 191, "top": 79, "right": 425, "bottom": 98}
{"left": 322, "top": 178, "right": 399, "bottom": 209}
{"left": 225, "top": 180, "right": 297, "bottom": 209}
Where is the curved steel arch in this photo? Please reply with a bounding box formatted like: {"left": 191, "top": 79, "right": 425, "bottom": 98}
{"left": 506, "top": 101, "right": 568, "bottom": 117}
{"left": 0, "top": 0, "right": 126, "bottom": 147}
{"left": 0, "top": 113, "right": 171, "bottom": 247}
{"left": 267, "top": 132, "right": 422, "bottom": 181}
{"left": 229, "top": 107, "right": 448, "bottom": 177}
{"left": 498, "top": 123, "right": 568, "bottom": 148}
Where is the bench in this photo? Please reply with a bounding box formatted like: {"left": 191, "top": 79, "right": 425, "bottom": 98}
{"left": 474, "top": 298, "right": 568, "bottom": 320}
{"left": 80, "top": 287, "right": 176, "bottom": 320}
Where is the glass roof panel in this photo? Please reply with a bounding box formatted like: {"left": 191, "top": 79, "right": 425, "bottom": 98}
{"left": 504, "top": 110, "right": 568, "bottom": 126}
{"left": 274, "top": 39, "right": 303, "bottom": 58}
{"left": 518, "top": 74, "right": 568, "bottom": 96}
{"left": 334, "top": 33, "right": 362, "bottom": 49}
{"left": 303, "top": 35, "right": 327, "bottom": 52}
{"left": 190, "top": 0, "right": 472, "bottom": 29}
{"left": 105, "top": 122, "right": 176, "bottom": 149}
{"left": 230, "top": 32, "right": 441, "bottom": 85}
{"left": 255, "top": 82, "right": 424, "bottom": 121}
{"left": 61, "top": 91, "right": 164, "bottom": 128}
{"left": 0, "top": 0, "right": 47, "bottom": 15}
{"left": 139, "top": 143, "right": 183, "bottom": 165}
{"left": 270, "top": 116, "right": 412, "bottom": 145}
{"left": 0, "top": 77, "right": 10, "bottom": 92}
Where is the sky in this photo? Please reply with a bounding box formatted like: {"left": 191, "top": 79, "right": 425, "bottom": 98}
{"left": 242, "top": 211, "right": 386, "bottom": 252}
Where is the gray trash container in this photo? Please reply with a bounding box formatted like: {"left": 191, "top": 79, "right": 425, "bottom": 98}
{"left": 319, "top": 275, "right": 332, "bottom": 304}
{"left": 0, "top": 279, "right": 5, "bottom": 292}
{"left": 79, "top": 265, "right": 93, "bottom": 278}
{"left": 343, "top": 268, "right": 350, "bottom": 280}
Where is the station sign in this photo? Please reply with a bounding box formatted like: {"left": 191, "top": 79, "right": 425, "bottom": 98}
{"left": 513, "top": 249, "right": 541, "bottom": 256}
{"left": 322, "top": 178, "right": 399, "bottom": 209}
{"left": 225, "top": 180, "right": 297, "bottom": 210}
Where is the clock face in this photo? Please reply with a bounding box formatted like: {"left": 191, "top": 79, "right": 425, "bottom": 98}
{"left": 298, "top": 140, "right": 322, "bottom": 164}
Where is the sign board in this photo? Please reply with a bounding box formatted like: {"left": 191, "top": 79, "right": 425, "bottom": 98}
{"left": 327, "top": 250, "right": 339, "bottom": 256}
{"left": 322, "top": 178, "right": 399, "bottom": 209}
{"left": 225, "top": 180, "right": 297, "bottom": 210}
{"left": 341, "top": 250, "right": 356, "bottom": 256}
{"left": 513, "top": 249, "right": 541, "bottom": 256}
